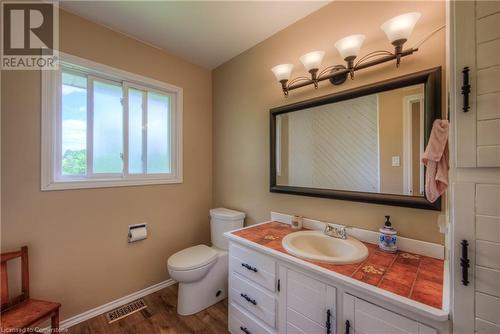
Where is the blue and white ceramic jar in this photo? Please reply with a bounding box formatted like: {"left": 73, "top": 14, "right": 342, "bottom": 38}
{"left": 379, "top": 215, "right": 397, "bottom": 253}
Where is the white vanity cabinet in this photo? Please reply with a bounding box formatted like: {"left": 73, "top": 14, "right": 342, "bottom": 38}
{"left": 228, "top": 243, "right": 278, "bottom": 333}
{"left": 278, "top": 267, "right": 336, "bottom": 334}
{"left": 227, "top": 241, "right": 446, "bottom": 334}
{"left": 343, "top": 294, "right": 437, "bottom": 334}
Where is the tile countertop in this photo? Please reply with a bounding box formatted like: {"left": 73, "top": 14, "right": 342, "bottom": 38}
{"left": 229, "top": 221, "right": 445, "bottom": 312}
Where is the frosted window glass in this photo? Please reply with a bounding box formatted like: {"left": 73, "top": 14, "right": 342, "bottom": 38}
{"left": 128, "top": 88, "right": 144, "bottom": 174}
{"left": 61, "top": 72, "right": 87, "bottom": 175}
{"left": 147, "top": 92, "right": 170, "bottom": 174}
{"left": 93, "top": 80, "right": 123, "bottom": 174}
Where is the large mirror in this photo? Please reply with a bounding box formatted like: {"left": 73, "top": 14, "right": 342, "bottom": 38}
{"left": 270, "top": 68, "right": 441, "bottom": 210}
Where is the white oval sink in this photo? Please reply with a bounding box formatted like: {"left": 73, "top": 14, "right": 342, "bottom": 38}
{"left": 282, "top": 230, "right": 369, "bottom": 264}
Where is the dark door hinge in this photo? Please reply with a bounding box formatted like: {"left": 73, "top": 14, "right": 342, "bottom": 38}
{"left": 277, "top": 279, "right": 280, "bottom": 292}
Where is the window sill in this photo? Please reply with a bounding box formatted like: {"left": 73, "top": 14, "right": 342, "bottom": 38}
{"left": 41, "top": 177, "right": 183, "bottom": 191}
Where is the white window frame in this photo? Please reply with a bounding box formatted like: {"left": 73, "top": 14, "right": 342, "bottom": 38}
{"left": 41, "top": 52, "right": 183, "bottom": 190}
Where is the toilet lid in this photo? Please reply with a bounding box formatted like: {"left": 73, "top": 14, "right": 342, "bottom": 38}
{"left": 168, "top": 245, "right": 217, "bottom": 271}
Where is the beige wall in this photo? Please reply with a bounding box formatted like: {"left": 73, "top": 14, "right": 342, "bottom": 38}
{"left": 1, "top": 10, "right": 212, "bottom": 319}
{"left": 379, "top": 86, "right": 423, "bottom": 195}
{"left": 213, "top": 1, "right": 445, "bottom": 244}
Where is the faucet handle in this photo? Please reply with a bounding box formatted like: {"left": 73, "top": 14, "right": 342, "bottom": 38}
{"left": 323, "top": 223, "right": 348, "bottom": 239}
{"left": 338, "top": 226, "right": 347, "bottom": 239}
{"left": 324, "top": 223, "right": 334, "bottom": 233}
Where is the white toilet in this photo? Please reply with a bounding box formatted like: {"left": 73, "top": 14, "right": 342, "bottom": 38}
{"left": 167, "top": 208, "right": 245, "bottom": 315}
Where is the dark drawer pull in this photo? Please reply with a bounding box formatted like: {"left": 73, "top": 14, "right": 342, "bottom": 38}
{"left": 460, "top": 240, "right": 470, "bottom": 286}
{"left": 240, "top": 293, "right": 257, "bottom": 305}
{"left": 241, "top": 263, "right": 258, "bottom": 272}
{"left": 240, "top": 326, "right": 251, "bottom": 334}
{"left": 326, "top": 309, "right": 332, "bottom": 334}
{"left": 345, "top": 320, "right": 351, "bottom": 334}
{"left": 462, "top": 66, "right": 471, "bottom": 112}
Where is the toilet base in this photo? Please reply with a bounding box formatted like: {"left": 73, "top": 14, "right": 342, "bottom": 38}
{"left": 177, "top": 250, "right": 228, "bottom": 315}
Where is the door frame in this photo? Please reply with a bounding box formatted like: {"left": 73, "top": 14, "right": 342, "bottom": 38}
{"left": 402, "top": 93, "right": 425, "bottom": 196}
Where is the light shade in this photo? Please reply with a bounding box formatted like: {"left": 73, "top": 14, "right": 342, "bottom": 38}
{"left": 334, "top": 34, "right": 365, "bottom": 60}
{"left": 381, "top": 12, "right": 421, "bottom": 43}
{"left": 271, "top": 64, "right": 294, "bottom": 82}
{"left": 299, "top": 51, "right": 325, "bottom": 72}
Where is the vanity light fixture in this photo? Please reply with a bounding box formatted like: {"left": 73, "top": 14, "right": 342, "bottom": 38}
{"left": 381, "top": 12, "right": 421, "bottom": 65}
{"left": 271, "top": 64, "right": 294, "bottom": 93}
{"left": 334, "top": 34, "right": 365, "bottom": 79}
{"left": 299, "top": 51, "right": 325, "bottom": 87}
{"left": 272, "top": 12, "right": 430, "bottom": 96}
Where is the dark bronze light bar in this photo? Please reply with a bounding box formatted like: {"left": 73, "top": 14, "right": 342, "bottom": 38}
{"left": 271, "top": 12, "right": 423, "bottom": 96}
{"left": 286, "top": 48, "right": 418, "bottom": 92}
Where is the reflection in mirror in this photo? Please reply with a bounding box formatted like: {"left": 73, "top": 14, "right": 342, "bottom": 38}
{"left": 275, "top": 84, "right": 424, "bottom": 197}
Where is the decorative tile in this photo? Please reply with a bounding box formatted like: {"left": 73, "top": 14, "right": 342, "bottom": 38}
{"left": 382, "top": 262, "right": 418, "bottom": 285}
{"left": 361, "top": 264, "right": 385, "bottom": 275}
{"left": 400, "top": 252, "right": 421, "bottom": 260}
{"left": 353, "top": 264, "right": 386, "bottom": 285}
{"left": 232, "top": 222, "right": 444, "bottom": 310}
{"left": 364, "top": 249, "right": 397, "bottom": 267}
{"left": 410, "top": 278, "right": 443, "bottom": 309}
{"left": 315, "top": 262, "right": 361, "bottom": 276}
{"left": 379, "top": 279, "right": 412, "bottom": 297}
{"left": 394, "top": 252, "right": 421, "bottom": 267}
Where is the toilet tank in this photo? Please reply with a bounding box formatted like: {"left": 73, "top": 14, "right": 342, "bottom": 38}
{"left": 210, "top": 208, "right": 245, "bottom": 250}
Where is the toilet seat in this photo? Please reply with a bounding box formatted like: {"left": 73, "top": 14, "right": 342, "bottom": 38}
{"left": 168, "top": 244, "right": 217, "bottom": 271}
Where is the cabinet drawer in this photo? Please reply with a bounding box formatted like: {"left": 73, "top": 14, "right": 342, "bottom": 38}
{"left": 229, "top": 302, "right": 274, "bottom": 334}
{"left": 230, "top": 272, "right": 276, "bottom": 328}
{"left": 230, "top": 243, "right": 276, "bottom": 291}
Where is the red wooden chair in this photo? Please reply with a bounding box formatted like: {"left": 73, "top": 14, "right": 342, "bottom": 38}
{"left": 1, "top": 246, "right": 61, "bottom": 331}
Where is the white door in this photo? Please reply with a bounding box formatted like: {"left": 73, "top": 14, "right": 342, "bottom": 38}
{"left": 452, "top": 183, "right": 500, "bottom": 334}
{"left": 452, "top": 0, "right": 500, "bottom": 167}
{"left": 279, "top": 266, "right": 336, "bottom": 334}
{"left": 343, "top": 294, "right": 437, "bottom": 334}
{"left": 450, "top": 1, "right": 500, "bottom": 333}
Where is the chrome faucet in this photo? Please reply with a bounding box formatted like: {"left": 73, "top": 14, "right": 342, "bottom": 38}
{"left": 324, "top": 223, "right": 348, "bottom": 239}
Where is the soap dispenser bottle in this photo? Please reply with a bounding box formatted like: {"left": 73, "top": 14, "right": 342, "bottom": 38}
{"left": 379, "top": 215, "right": 397, "bottom": 253}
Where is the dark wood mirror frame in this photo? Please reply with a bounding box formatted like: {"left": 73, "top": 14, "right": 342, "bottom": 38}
{"left": 270, "top": 67, "right": 442, "bottom": 211}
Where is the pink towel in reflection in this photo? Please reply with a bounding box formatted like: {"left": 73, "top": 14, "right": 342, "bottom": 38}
{"left": 422, "top": 119, "right": 449, "bottom": 203}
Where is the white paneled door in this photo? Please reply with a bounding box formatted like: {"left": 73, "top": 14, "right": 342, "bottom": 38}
{"left": 453, "top": 0, "right": 500, "bottom": 168}
{"left": 279, "top": 267, "right": 336, "bottom": 334}
{"left": 343, "top": 294, "right": 437, "bottom": 334}
{"left": 450, "top": 1, "right": 500, "bottom": 333}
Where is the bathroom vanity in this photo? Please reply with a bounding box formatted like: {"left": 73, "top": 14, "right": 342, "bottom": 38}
{"left": 225, "top": 215, "right": 450, "bottom": 334}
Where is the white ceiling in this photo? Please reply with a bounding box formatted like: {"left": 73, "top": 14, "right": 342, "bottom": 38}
{"left": 60, "top": 1, "right": 330, "bottom": 69}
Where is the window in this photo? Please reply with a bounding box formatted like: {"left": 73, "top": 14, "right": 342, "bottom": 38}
{"left": 42, "top": 53, "right": 182, "bottom": 190}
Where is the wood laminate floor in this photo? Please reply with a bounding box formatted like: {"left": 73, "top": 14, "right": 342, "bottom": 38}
{"left": 67, "top": 284, "right": 229, "bottom": 334}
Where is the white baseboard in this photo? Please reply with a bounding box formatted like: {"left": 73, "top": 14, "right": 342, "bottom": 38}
{"left": 59, "top": 278, "right": 176, "bottom": 330}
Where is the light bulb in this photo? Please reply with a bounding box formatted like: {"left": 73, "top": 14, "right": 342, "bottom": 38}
{"left": 299, "top": 51, "right": 325, "bottom": 72}
{"left": 381, "top": 12, "right": 421, "bottom": 44}
{"left": 271, "top": 64, "right": 294, "bottom": 82}
{"left": 334, "top": 34, "right": 365, "bottom": 60}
